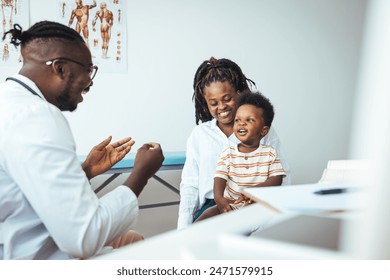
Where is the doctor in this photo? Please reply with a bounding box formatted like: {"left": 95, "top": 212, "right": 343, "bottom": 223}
{"left": 0, "top": 21, "right": 164, "bottom": 259}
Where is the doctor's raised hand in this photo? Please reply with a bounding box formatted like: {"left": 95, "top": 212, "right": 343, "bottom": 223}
{"left": 124, "top": 142, "right": 165, "bottom": 197}
{"left": 82, "top": 136, "right": 135, "bottom": 179}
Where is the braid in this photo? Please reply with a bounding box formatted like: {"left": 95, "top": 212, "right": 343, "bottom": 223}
{"left": 2, "top": 21, "right": 84, "bottom": 48}
{"left": 2, "top": 24, "right": 23, "bottom": 47}
{"left": 192, "top": 57, "right": 256, "bottom": 124}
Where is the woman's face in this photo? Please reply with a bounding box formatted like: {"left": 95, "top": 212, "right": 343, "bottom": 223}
{"left": 203, "top": 81, "right": 239, "bottom": 126}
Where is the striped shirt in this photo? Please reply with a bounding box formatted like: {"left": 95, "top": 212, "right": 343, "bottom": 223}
{"left": 215, "top": 144, "right": 286, "bottom": 200}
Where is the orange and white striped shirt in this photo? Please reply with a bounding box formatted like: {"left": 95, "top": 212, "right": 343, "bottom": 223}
{"left": 215, "top": 144, "right": 286, "bottom": 200}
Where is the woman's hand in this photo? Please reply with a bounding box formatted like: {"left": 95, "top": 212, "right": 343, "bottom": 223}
{"left": 82, "top": 136, "right": 135, "bottom": 179}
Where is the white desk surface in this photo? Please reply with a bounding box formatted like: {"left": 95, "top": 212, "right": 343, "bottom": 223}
{"left": 242, "top": 183, "right": 365, "bottom": 214}
{"left": 90, "top": 203, "right": 280, "bottom": 259}
{"left": 90, "top": 182, "right": 362, "bottom": 260}
{"left": 90, "top": 202, "right": 348, "bottom": 260}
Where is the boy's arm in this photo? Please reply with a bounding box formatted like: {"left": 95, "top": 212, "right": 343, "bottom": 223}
{"left": 249, "top": 146, "right": 286, "bottom": 188}
{"left": 214, "top": 177, "right": 234, "bottom": 213}
{"left": 236, "top": 176, "right": 283, "bottom": 205}
{"left": 253, "top": 175, "right": 283, "bottom": 187}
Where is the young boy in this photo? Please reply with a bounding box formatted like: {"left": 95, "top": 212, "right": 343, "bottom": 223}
{"left": 194, "top": 90, "right": 286, "bottom": 222}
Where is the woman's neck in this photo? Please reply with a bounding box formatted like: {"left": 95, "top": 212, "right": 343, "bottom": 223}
{"left": 217, "top": 121, "right": 234, "bottom": 137}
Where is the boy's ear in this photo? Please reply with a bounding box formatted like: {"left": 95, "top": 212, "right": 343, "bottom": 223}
{"left": 261, "top": 126, "right": 270, "bottom": 137}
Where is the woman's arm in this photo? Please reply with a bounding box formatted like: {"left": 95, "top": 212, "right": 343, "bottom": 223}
{"left": 262, "top": 127, "right": 291, "bottom": 185}
{"left": 177, "top": 132, "right": 200, "bottom": 229}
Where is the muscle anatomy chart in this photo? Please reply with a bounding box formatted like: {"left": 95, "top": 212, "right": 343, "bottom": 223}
{"left": 59, "top": 0, "right": 127, "bottom": 73}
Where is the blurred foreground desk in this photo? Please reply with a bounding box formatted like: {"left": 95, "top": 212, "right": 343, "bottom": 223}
{"left": 90, "top": 203, "right": 288, "bottom": 259}
{"left": 91, "top": 183, "right": 361, "bottom": 260}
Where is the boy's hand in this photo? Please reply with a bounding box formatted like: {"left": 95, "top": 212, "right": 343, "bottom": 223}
{"left": 215, "top": 197, "right": 234, "bottom": 213}
{"left": 234, "top": 194, "right": 253, "bottom": 205}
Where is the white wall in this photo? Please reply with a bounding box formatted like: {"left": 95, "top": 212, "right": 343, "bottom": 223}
{"left": 342, "top": 0, "right": 390, "bottom": 259}
{"left": 0, "top": 0, "right": 367, "bottom": 184}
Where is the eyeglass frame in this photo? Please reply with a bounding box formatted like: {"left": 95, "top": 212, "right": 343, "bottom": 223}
{"left": 45, "top": 57, "right": 98, "bottom": 80}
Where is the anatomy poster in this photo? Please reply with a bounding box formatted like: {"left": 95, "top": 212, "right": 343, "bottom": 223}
{"left": 58, "top": 0, "right": 127, "bottom": 73}
{"left": 1, "top": 0, "right": 30, "bottom": 66}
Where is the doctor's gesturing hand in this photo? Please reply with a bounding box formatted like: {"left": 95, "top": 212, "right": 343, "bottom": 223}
{"left": 82, "top": 136, "right": 135, "bottom": 179}
{"left": 124, "top": 143, "right": 164, "bottom": 197}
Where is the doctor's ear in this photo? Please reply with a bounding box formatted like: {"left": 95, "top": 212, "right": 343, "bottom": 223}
{"left": 56, "top": 65, "right": 64, "bottom": 76}
{"left": 46, "top": 60, "right": 66, "bottom": 77}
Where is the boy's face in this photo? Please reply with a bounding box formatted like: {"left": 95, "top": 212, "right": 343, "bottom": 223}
{"left": 234, "top": 104, "right": 269, "bottom": 147}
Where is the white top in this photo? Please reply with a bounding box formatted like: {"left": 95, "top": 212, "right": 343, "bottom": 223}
{"left": 178, "top": 118, "right": 290, "bottom": 229}
{"left": 0, "top": 75, "right": 138, "bottom": 259}
{"left": 216, "top": 144, "right": 286, "bottom": 199}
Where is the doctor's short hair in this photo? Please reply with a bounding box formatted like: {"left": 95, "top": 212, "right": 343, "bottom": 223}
{"left": 236, "top": 90, "right": 275, "bottom": 127}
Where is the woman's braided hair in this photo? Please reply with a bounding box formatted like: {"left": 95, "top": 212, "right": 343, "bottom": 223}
{"left": 192, "top": 57, "right": 256, "bottom": 124}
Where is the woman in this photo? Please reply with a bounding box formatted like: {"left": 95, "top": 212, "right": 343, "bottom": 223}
{"left": 177, "top": 57, "right": 290, "bottom": 229}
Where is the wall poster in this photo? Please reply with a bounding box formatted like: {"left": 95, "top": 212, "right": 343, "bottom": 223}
{"left": 1, "top": 0, "right": 30, "bottom": 66}
{"left": 58, "top": 0, "right": 127, "bottom": 73}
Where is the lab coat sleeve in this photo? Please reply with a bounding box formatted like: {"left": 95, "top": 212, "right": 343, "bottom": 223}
{"left": 3, "top": 105, "right": 139, "bottom": 258}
